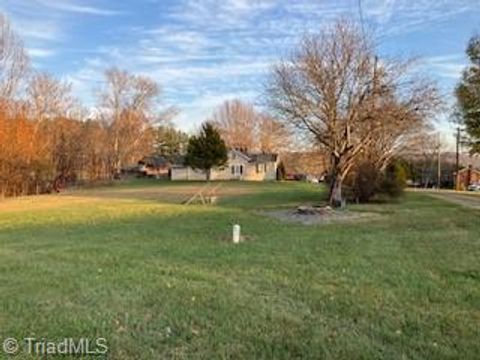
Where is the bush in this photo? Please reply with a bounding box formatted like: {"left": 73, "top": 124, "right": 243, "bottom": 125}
{"left": 345, "top": 160, "right": 407, "bottom": 203}
{"left": 352, "top": 161, "right": 382, "bottom": 203}
{"left": 379, "top": 161, "right": 407, "bottom": 198}
{"left": 277, "top": 162, "right": 286, "bottom": 180}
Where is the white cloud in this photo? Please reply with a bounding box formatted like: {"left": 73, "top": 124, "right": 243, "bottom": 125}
{"left": 28, "top": 48, "right": 57, "bottom": 58}
{"left": 11, "top": 18, "right": 63, "bottom": 42}
{"left": 36, "top": 0, "right": 121, "bottom": 16}
{"left": 370, "top": 0, "right": 478, "bottom": 37}
{"left": 423, "top": 54, "right": 466, "bottom": 80}
{"left": 169, "top": 0, "right": 277, "bottom": 31}
{"left": 363, "top": 0, "right": 396, "bottom": 24}
{"left": 173, "top": 90, "right": 259, "bottom": 132}
{"left": 59, "top": 0, "right": 480, "bottom": 131}
{"left": 4, "top": 0, "right": 478, "bottom": 132}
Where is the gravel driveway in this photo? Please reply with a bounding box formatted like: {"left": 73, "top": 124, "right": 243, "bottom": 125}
{"left": 424, "top": 191, "right": 480, "bottom": 210}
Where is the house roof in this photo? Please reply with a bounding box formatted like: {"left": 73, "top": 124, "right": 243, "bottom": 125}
{"left": 248, "top": 153, "right": 278, "bottom": 163}
{"left": 456, "top": 166, "right": 480, "bottom": 174}
{"left": 170, "top": 155, "right": 186, "bottom": 167}
{"left": 139, "top": 156, "right": 169, "bottom": 168}
{"left": 169, "top": 149, "right": 278, "bottom": 167}
{"left": 230, "top": 149, "right": 278, "bottom": 163}
{"left": 229, "top": 149, "right": 251, "bottom": 162}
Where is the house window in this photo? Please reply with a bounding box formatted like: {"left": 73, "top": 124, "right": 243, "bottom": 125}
{"left": 240, "top": 165, "right": 243, "bottom": 175}
{"left": 231, "top": 166, "right": 235, "bottom": 175}
{"left": 256, "top": 164, "right": 260, "bottom": 173}
{"left": 264, "top": 163, "right": 267, "bottom": 172}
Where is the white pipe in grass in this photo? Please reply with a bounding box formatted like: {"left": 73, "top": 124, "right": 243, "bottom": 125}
{"left": 233, "top": 224, "right": 241, "bottom": 244}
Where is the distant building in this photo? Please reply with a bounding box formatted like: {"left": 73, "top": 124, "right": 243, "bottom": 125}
{"left": 170, "top": 149, "right": 279, "bottom": 181}
{"left": 402, "top": 152, "right": 479, "bottom": 189}
{"left": 455, "top": 166, "right": 480, "bottom": 190}
{"left": 137, "top": 156, "right": 172, "bottom": 178}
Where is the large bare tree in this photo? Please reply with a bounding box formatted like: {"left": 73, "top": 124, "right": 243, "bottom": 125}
{"left": 268, "top": 20, "right": 438, "bottom": 206}
{"left": 99, "top": 68, "right": 162, "bottom": 176}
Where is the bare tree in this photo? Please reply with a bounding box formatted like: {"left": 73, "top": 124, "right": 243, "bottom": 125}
{"left": 258, "top": 113, "right": 290, "bottom": 153}
{"left": 0, "top": 13, "right": 29, "bottom": 100}
{"left": 27, "top": 72, "right": 75, "bottom": 120}
{"left": 99, "top": 68, "right": 162, "bottom": 176}
{"left": 210, "top": 99, "right": 258, "bottom": 152}
{"left": 268, "top": 20, "right": 438, "bottom": 206}
{"left": 362, "top": 87, "right": 438, "bottom": 171}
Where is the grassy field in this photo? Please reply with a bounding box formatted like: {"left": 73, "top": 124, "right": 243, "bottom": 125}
{"left": 0, "top": 180, "right": 479, "bottom": 359}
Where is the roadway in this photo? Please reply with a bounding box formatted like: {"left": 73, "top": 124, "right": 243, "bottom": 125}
{"left": 413, "top": 189, "right": 480, "bottom": 210}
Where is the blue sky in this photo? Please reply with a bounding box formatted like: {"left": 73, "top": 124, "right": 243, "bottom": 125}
{"left": 1, "top": 0, "right": 479, "bottom": 136}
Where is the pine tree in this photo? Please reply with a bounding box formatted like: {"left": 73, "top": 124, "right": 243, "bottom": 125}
{"left": 154, "top": 126, "right": 189, "bottom": 156}
{"left": 456, "top": 35, "right": 480, "bottom": 154}
{"left": 185, "top": 122, "right": 228, "bottom": 181}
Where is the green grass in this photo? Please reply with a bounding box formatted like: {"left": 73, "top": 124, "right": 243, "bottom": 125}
{"left": 0, "top": 181, "right": 479, "bottom": 359}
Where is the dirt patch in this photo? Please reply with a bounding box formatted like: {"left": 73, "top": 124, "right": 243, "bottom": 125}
{"left": 0, "top": 196, "right": 104, "bottom": 213}
{"left": 261, "top": 206, "right": 380, "bottom": 225}
{"left": 70, "top": 184, "right": 258, "bottom": 204}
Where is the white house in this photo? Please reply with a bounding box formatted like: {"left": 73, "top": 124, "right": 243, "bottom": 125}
{"left": 170, "top": 149, "right": 279, "bottom": 181}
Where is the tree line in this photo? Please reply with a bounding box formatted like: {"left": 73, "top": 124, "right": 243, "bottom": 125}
{"left": 0, "top": 14, "right": 180, "bottom": 197}
{"left": 0, "top": 12, "right": 293, "bottom": 198}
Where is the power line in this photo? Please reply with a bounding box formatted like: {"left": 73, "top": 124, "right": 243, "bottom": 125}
{"left": 358, "top": 0, "right": 365, "bottom": 37}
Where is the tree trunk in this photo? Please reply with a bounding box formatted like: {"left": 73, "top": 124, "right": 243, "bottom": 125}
{"left": 206, "top": 168, "right": 211, "bottom": 181}
{"left": 329, "top": 173, "right": 344, "bottom": 208}
{"left": 329, "top": 155, "right": 345, "bottom": 208}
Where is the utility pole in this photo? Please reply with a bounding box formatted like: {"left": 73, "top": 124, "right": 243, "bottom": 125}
{"left": 456, "top": 127, "right": 460, "bottom": 174}
{"left": 455, "top": 127, "right": 460, "bottom": 190}
{"left": 437, "top": 133, "right": 441, "bottom": 190}
{"left": 358, "top": 0, "right": 365, "bottom": 37}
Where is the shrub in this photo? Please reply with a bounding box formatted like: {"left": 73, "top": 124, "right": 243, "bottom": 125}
{"left": 379, "top": 161, "right": 407, "bottom": 198}
{"left": 352, "top": 161, "right": 382, "bottom": 203}
{"left": 277, "top": 162, "right": 286, "bottom": 180}
{"left": 345, "top": 160, "right": 407, "bottom": 203}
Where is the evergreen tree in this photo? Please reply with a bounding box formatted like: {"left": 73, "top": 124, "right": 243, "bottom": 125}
{"left": 185, "top": 122, "right": 228, "bottom": 180}
{"left": 456, "top": 35, "right": 480, "bottom": 154}
{"left": 153, "top": 126, "right": 189, "bottom": 156}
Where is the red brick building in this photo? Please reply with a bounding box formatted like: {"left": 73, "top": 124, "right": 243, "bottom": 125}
{"left": 455, "top": 166, "right": 480, "bottom": 190}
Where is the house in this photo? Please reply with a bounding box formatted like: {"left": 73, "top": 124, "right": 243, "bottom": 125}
{"left": 455, "top": 165, "right": 480, "bottom": 190}
{"left": 138, "top": 155, "right": 171, "bottom": 178}
{"left": 170, "top": 149, "right": 279, "bottom": 181}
